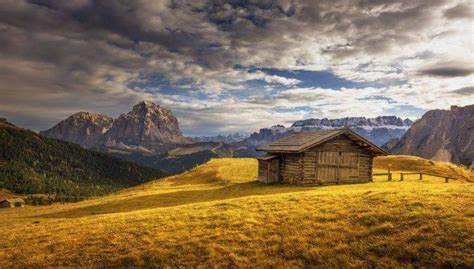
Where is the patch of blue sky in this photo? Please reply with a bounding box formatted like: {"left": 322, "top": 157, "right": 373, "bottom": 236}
{"left": 237, "top": 65, "right": 407, "bottom": 90}
{"left": 127, "top": 67, "right": 408, "bottom": 105}
{"left": 128, "top": 73, "right": 206, "bottom": 97}
{"left": 261, "top": 68, "right": 366, "bottom": 89}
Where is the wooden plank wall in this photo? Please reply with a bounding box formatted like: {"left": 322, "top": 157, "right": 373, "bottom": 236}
{"left": 303, "top": 151, "right": 317, "bottom": 184}
{"left": 258, "top": 160, "right": 268, "bottom": 183}
{"left": 264, "top": 134, "right": 375, "bottom": 185}
{"left": 280, "top": 153, "right": 303, "bottom": 184}
{"left": 301, "top": 134, "right": 374, "bottom": 184}
{"left": 338, "top": 152, "right": 359, "bottom": 180}
{"left": 358, "top": 155, "right": 372, "bottom": 181}
{"left": 269, "top": 159, "right": 280, "bottom": 183}
{"left": 316, "top": 151, "right": 341, "bottom": 183}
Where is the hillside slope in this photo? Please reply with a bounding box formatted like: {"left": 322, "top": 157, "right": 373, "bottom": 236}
{"left": 0, "top": 119, "right": 164, "bottom": 197}
{"left": 387, "top": 105, "right": 474, "bottom": 168}
{"left": 0, "top": 157, "right": 472, "bottom": 268}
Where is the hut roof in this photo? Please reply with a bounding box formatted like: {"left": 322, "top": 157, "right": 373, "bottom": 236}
{"left": 256, "top": 127, "right": 388, "bottom": 155}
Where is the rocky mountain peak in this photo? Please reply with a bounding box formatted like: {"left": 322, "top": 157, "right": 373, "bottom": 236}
{"left": 129, "top": 101, "right": 173, "bottom": 123}
{"left": 135, "top": 100, "right": 155, "bottom": 108}
{"left": 71, "top": 111, "right": 111, "bottom": 123}
{"left": 132, "top": 100, "right": 156, "bottom": 114}
{"left": 386, "top": 104, "right": 473, "bottom": 168}
{"left": 41, "top": 101, "right": 191, "bottom": 152}
{"left": 100, "top": 101, "right": 191, "bottom": 151}
{"left": 40, "top": 112, "right": 113, "bottom": 148}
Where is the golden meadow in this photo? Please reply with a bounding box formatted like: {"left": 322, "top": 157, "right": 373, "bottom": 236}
{"left": 0, "top": 156, "right": 473, "bottom": 268}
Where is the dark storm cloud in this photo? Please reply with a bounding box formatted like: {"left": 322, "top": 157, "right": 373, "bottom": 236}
{"left": 0, "top": 0, "right": 459, "bottom": 85}
{"left": 0, "top": 0, "right": 471, "bottom": 133}
{"left": 451, "top": 86, "right": 474, "bottom": 96}
{"left": 419, "top": 65, "right": 474, "bottom": 77}
{"left": 444, "top": 2, "right": 474, "bottom": 19}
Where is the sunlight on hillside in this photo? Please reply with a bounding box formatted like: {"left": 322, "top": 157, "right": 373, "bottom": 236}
{"left": 0, "top": 156, "right": 473, "bottom": 268}
{"left": 374, "top": 155, "right": 473, "bottom": 182}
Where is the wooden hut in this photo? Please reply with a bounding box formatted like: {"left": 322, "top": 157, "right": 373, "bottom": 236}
{"left": 256, "top": 128, "right": 387, "bottom": 185}
{"left": 0, "top": 198, "right": 25, "bottom": 208}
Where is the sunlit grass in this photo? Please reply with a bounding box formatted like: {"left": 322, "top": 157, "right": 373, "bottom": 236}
{"left": 0, "top": 156, "right": 473, "bottom": 268}
{"left": 374, "top": 155, "right": 473, "bottom": 182}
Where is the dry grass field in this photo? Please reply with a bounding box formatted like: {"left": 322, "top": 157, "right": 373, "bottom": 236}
{"left": 0, "top": 156, "right": 473, "bottom": 268}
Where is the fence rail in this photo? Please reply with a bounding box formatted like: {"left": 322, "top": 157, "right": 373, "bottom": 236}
{"left": 373, "top": 173, "right": 392, "bottom": 181}
{"left": 373, "top": 172, "right": 456, "bottom": 183}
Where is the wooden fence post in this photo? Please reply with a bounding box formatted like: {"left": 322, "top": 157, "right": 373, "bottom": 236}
{"left": 445, "top": 177, "right": 449, "bottom": 183}
{"left": 419, "top": 173, "right": 423, "bottom": 180}
{"left": 388, "top": 164, "right": 392, "bottom": 181}
{"left": 400, "top": 173, "right": 404, "bottom": 181}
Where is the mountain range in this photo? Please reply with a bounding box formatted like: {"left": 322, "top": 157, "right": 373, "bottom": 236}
{"left": 39, "top": 101, "right": 416, "bottom": 173}
{"left": 40, "top": 101, "right": 239, "bottom": 174}
{"left": 41, "top": 101, "right": 413, "bottom": 152}
{"left": 193, "top": 133, "right": 249, "bottom": 144}
{"left": 1, "top": 101, "right": 471, "bottom": 202}
{"left": 239, "top": 116, "right": 412, "bottom": 148}
{"left": 36, "top": 101, "right": 472, "bottom": 173}
{"left": 41, "top": 101, "right": 191, "bottom": 153}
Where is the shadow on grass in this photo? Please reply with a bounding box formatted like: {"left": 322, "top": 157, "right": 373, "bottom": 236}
{"left": 35, "top": 181, "right": 314, "bottom": 219}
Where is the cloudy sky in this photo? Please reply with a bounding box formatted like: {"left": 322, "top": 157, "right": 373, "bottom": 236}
{"left": 0, "top": 0, "right": 473, "bottom": 136}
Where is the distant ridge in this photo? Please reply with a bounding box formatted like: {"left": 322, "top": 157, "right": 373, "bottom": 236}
{"left": 240, "top": 116, "right": 413, "bottom": 148}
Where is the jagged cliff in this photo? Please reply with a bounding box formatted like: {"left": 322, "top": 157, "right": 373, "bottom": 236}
{"left": 40, "top": 112, "right": 113, "bottom": 148}
{"left": 100, "top": 101, "right": 191, "bottom": 151}
{"left": 386, "top": 105, "right": 473, "bottom": 168}
{"left": 41, "top": 101, "right": 191, "bottom": 152}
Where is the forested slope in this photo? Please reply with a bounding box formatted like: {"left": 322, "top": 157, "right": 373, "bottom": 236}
{"left": 0, "top": 119, "right": 164, "bottom": 197}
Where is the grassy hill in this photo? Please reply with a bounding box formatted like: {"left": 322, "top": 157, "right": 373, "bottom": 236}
{"left": 374, "top": 155, "right": 473, "bottom": 181}
{"left": 0, "top": 156, "right": 473, "bottom": 267}
{"left": 0, "top": 119, "right": 164, "bottom": 198}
